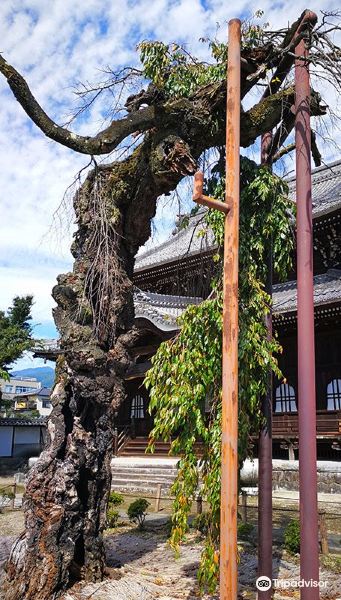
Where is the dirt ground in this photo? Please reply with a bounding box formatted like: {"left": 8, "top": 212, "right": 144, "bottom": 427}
{"left": 0, "top": 510, "right": 24, "bottom": 536}
{"left": 0, "top": 482, "right": 340, "bottom": 599}
{"left": 0, "top": 512, "right": 341, "bottom": 600}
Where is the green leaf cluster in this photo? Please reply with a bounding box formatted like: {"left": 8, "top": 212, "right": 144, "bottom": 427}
{"left": 108, "top": 491, "right": 124, "bottom": 506}
{"left": 145, "top": 159, "right": 294, "bottom": 592}
{"left": 0, "top": 296, "right": 35, "bottom": 381}
{"left": 284, "top": 518, "right": 300, "bottom": 554}
{"left": 138, "top": 15, "right": 269, "bottom": 100}
{"left": 138, "top": 41, "right": 225, "bottom": 99}
{"left": 106, "top": 491, "right": 124, "bottom": 529}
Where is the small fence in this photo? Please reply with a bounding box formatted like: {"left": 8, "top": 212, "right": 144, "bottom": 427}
{"left": 0, "top": 482, "right": 18, "bottom": 509}
{"left": 237, "top": 490, "right": 336, "bottom": 555}
{"left": 1, "top": 479, "right": 340, "bottom": 555}
{"left": 109, "top": 485, "right": 341, "bottom": 556}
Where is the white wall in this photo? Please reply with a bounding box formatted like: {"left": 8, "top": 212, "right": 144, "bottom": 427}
{"left": 36, "top": 398, "right": 52, "bottom": 417}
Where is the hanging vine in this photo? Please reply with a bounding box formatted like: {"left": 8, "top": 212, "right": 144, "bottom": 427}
{"left": 145, "top": 157, "right": 295, "bottom": 592}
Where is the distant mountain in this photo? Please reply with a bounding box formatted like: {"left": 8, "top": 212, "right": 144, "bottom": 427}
{"left": 11, "top": 367, "right": 55, "bottom": 388}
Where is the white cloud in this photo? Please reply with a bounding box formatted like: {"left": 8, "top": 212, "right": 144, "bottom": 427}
{"left": 0, "top": 0, "right": 339, "bottom": 349}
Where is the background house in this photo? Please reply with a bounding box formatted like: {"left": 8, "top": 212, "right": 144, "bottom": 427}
{"left": 0, "top": 376, "right": 52, "bottom": 417}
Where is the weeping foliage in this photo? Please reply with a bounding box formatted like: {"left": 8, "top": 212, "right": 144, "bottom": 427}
{"left": 145, "top": 158, "right": 294, "bottom": 591}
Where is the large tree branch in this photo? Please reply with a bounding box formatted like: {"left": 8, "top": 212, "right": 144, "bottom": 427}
{"left": 261, "top": 9, "right": 318, "bottom": 99}
{"left": 0, "top": 55, "right": 159, "bottom": 155}
{"left": 267, "top": 88, "right": 326, "bottom": 164}
{"left": 0, "top": 23, "right": 328, "bottom": 161}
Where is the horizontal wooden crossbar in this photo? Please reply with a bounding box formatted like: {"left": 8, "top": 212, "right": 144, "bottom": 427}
{"left": 192, "top": 171, "right": 230, "bottom": 214}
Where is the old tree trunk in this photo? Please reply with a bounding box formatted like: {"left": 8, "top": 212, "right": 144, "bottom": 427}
{"left": 0, "top": 10, "right": 329, "bottom": 599}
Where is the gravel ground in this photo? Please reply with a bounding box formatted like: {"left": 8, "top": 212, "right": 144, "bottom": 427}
{"left": 1, "top": 523, "right": 340, "bottom": 600}
{"left": 63, "top": 530, "right": 341, "bottom": 600}
{"left": 0, "top": 510, "right": 24, "bottom": 536}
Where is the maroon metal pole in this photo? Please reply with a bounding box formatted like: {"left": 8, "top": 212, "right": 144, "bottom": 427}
{"left": 257, "top": 132, "right": 273, "bottom": 600}
{"left": 295, "top": 38, "right": 320, "bottom": 599}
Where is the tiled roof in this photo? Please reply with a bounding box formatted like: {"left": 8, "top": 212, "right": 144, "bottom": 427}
{"left": 136, "top": 271, "right": 341, "bottom": 328}
{"left": 287, "top": 159, "right": 341, "bottom": 218}
{"left": 136, "top": 271, "right": 341, "bottom": 329}
{"left": 135, "top": 209, "right": 215, "bottom": 271}
{"left": 35, "top": 271, "right": 341, "bottom": 346}
{"left": 37, "top": 387, "right": 51, "bottom": 397}
{"left": 134, "top": 288, "right": 202, "bottom": 332}
{"left": 0, "top": 417, "right": 47, "bottom": 427}
{"left": 273, "top": 269, "right": 341, "bottom": 314}
{"left": 135, "top": 160, "right": 341, "bottom": 272}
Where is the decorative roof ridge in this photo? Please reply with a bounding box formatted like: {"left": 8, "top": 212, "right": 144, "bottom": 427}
{"left": 134, "top": 287, "right": 202, "bottom": 308}
{"left": 286, "top": 158, "right": 341, "bottom": 185}
{"left": 0, "top": 417, "right": 47, "bottom": 426}
{"left": 273, "top": 269, "right": 341, "bottom": 294}
{"left": 325, "top": 268, "right": 341, "bottom": 279}
{"left": 134, "top": 244, "right": 216, "bottom": 274}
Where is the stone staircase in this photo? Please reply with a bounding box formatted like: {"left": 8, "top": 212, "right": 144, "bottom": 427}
{"left": 111, "top": 456, "right": 179, "bottom": 497}
{"left": 118, "top": 436, "right": 172, "bottom": 457}
{"left": 118, "top": 436, "right": 203, "bottom": 457}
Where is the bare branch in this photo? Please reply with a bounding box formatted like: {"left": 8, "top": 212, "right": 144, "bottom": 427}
{"left": 272, "top": 142, "right": 295, "bottom": 163}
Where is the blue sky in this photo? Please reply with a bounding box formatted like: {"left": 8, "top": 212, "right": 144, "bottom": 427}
{"left": 0, "top": 0, "right": 340, "bottom": 371}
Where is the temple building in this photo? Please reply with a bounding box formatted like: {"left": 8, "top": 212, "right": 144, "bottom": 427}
{"left": 36, "top": 160, "right": 341, "bottom": 461}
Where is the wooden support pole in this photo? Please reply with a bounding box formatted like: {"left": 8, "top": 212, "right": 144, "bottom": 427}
{"left": 192, "top": 20, "right": 241, "bottom": 599}
{"left": 288, "top": 443, "right": 295, "bottom": 461}
{"left": 11, "top": 482, "right": 16, "bottom": 509}
{"left": 220, "top": 19, "right": 241, "bottom": 600}
{"left": 113, "top": 428, "right": 118, "bottom": 456}
{"left": 155, "top": 484, "right": 162, "bottom": 512}
{"left": 241, "top": 491, "right": 247, "bottom": 524}
{"left": 318, "top": 512, "right": 329, "bottom": 556}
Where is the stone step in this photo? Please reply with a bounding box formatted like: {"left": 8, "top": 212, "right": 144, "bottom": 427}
{"left": 118, "top": 437, "right": 203, "bottom": 458}
{"left": 110, "top": 482, "right": 173, "bottom": 496}
{"left": 111, "top": 466, "right": 178, "bottom": 476}
{"left": 111, "top": 455, "right": 179, "bottom": 496}
{"left": 112, "top": 477, "right": 175, "bottom": 488}
{"left": 121, "top": 443, "right": 171, "bottom": 449}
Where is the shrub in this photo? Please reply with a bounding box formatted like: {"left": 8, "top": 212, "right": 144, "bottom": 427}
{"left": 284, "top": 519, "right": 300, "bottom": 554}
{"left": 108, "top": 491, "right": 124, "bottom": 506}
{"left": 237, "top": 521, "right": 253, "bottom": 540}
{"left": 107, "top": 508, "right": 120, "bottom": 528}
{"left": 127, "top": 498, "right": 150, "bottom": 529}
{"left": 0, "top": 489, "right": 15, "bottom": 500}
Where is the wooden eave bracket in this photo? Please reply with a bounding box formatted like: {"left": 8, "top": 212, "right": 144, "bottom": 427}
{"left": 192, "top": 171, "right": 230, "bottom": 214}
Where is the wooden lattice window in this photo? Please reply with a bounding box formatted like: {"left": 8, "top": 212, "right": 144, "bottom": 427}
{"left": 131, "top": 394, "right": 145, "bottom": 419}
{"left": 275, "top": 383, "right": 297, "bottom": 413}
{"left": 327, "top": 379, "right": 341, "bottom": 411}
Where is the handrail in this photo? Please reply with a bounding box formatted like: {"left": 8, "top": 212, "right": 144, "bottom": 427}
{"left": 113, "top": 424, "right": 131, "bottom": 455}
